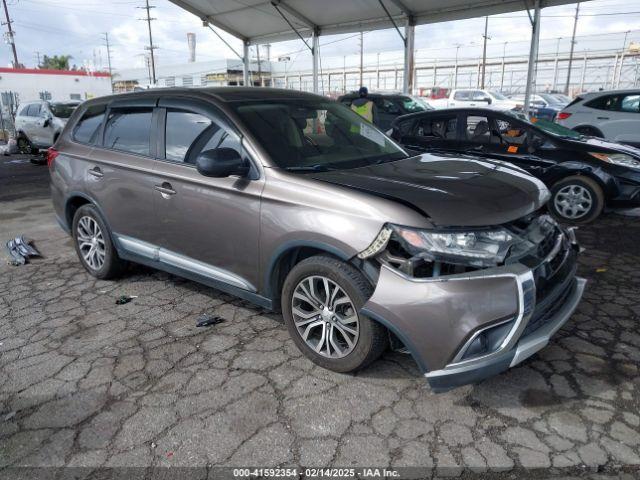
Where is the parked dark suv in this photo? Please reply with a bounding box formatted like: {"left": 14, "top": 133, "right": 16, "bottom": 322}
{"left": 50, "top": 88, "right": 585, "bottom": 391}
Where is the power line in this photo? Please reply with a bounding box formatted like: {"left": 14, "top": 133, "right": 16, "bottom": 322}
{"left": 2, "top": 0, "right": 19, "bottom": 67}
{"left": 138, "top": 0, "right": 157, "bottom": 85}
{"left": 103, "top": 32, "right": 114, "bottom": 93}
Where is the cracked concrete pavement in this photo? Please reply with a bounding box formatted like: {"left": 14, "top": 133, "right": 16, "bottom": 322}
{"left": 1, "top": 156, "right": 639, "bottom": 476}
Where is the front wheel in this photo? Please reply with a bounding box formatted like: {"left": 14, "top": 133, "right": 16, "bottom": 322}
{"left": 281, "top": 255, "right": 388, "bottom": 373}
{"left": 548, "top": 175, "right": 605, "bottom": 224}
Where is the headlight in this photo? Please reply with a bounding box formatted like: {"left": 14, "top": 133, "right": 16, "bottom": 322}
{"left": 391, "top": 224, "right": 515, "bottom": 267}
{"left": 589, "top": 152, "right": 640, "bottom": 171}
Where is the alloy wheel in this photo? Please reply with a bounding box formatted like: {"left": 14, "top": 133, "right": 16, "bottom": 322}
{"left": 76, "top": 216, "right": 106, "bottom": 270}
{"left": 291, "top": 275, "right": 360, "bottom": 358}
{"left": 554, "top": 184, "right": 593, "bottom": 220}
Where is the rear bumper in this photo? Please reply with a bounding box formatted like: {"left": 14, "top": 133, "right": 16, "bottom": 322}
{"left": 425, "top": 276, "right": 586, "bottom": 391}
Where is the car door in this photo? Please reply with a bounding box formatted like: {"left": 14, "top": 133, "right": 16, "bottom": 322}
{"left": 605, "top": 93, "right": 640, "bottom": 145}
{"left": 466, "top": 112, "right": 556, "bottom": 175}
{"left": 86, "top": 97, "right": 160, "bottom": 246}
{"left": 26, "top": 103, "right": 45, "bottom": 144}
{"left": 449, "top": 90, "right": 473, "bottom": 108}
{"left": 151, "top": 97, "right": 264, "bottom": 292}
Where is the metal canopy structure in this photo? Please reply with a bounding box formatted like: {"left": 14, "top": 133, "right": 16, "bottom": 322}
{"left": 170, "top": 0, "right": 587, "bottom": 112}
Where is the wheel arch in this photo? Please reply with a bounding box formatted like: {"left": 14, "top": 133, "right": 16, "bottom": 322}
{"left": 572, "top": 124, "right": 604, "bottom": 137}
{"left": 264, "top": 241, "right": 353, "bottom": 305}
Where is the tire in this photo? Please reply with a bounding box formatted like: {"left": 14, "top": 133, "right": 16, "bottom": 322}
{"left": 548, "top": 175, "right": 605, "bottom": 224}
{"left": 573, "top": 126, "right": 602, "bottom": 138}
{"left": 281, "top": 255, "right": 388, "bottom": 373}
{"left": 17, "top": 135, "right": 32, "bottom": 154}
{"left": 72, "top": 204, "right": 126, "bottom": 279}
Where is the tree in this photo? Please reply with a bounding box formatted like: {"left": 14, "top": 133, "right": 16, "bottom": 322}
{"left": 40, "top": 55, "right": 72, "bottom": 70}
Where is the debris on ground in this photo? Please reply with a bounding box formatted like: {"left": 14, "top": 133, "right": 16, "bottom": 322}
{"left": 196, "top": 314, "right": 225, "bottom": 328}
{"left": 596, "top": 267, "right": 607, "bottom": 273}
{"left": 6, "top": 236, "right": 40, "bottom": 266}
{"left": 115, "top": 295, "right": 137, "bottom": 305}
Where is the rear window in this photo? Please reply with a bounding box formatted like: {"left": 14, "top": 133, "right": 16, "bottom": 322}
{"left": 453, "top": 91, "right": 471, "bottom": 101}
{"left": 18, "top": 105, "right": 30, "bottom": 116}
{"left": 50, "top": 103, "right": 78, "bottom": 119}
{"left": 73, "top": 104, "right": 106, "bottom": 144}
{"left": 103, "top": 108, "right": 153, "bottom": 156}
{"left": 565, "top": 96, "right": 582, "bottom": 109}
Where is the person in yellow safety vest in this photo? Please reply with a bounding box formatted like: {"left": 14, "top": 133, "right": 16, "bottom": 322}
{"left": 350, "top": 86, "right": 377, "bottom": 125}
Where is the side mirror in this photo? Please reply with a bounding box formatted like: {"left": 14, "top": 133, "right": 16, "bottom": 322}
{"left": 484, "top": 97, "right": 492, "bottom": 105}
{"left": 196, "top": 148, "right": 249, "bottom": 178}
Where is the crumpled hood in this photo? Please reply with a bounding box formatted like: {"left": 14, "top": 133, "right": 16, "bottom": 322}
{"left": 309, "top": 153, "right": 549, "bottom": 227}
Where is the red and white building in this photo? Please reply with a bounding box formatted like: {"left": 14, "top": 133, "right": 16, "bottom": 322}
{"left": 0, "top": 67, "right": 112, "bottom": 105}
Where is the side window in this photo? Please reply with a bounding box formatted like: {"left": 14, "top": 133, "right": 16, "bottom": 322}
{"left": 416, "top": 116, "right": 457, "bottom": 140}
{"left": 620, "top": 94, "right": 640, "bottom": 113}
{"left": 471, "top": 90, "right": 487, "bottom": 101}
{"left": 586, "top": 95, "right": 620, "bottom": 111}
{"left": 494, "top": 118, "right": 529, "bottom": 147}
{"left": 378, "top": 99, "right": 400, "bottom": 114}
{"left": 165, "top": 110, "right": 213, "bottom": 163}
{"left": 19, "top": 105, "right": 30, "bottom": 116}
{"left": 73, "top": 104, "right": 107, "bottom": 144}
{"left": 26, "top": 104, "right": 41, "bottom": 117}
{"left": 466, "top": 115, "right": 491, "bottom": 142}
{"left": 453, "top": 90, "right": 470, "bottom": 101}
{"left": 103, "top": 108, "right": 153, "bottom": 156}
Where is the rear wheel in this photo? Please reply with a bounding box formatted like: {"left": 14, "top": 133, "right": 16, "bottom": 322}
{"left": 548, "top": 175, "right": 605, "bottom": 224}
{"left": 72, "top": 204, "right": 126, "bottom": 279}
{"left": 281, "top": 255, "right": 387, "bottom": 373}
{"left": 573, "top": 126, "right": 602, "bottom": 138}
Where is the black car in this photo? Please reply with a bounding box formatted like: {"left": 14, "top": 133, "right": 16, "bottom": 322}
{"left": 338, "top": 92, "right": 432, "bottom": 130}
{"left": 390, "top": 107, "right": 640, "bottom": 223}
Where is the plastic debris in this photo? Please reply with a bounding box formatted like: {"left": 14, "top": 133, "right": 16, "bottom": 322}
{"left": 6, "top": 236, "right": 40, "bottom": 266}
{"left": 596, "top": 268, "right": 607, "bottom": 273}
{"left": 196, "top": 314, "right": 225, "bottom": 328}
{"left": 115, "top": 295, "right": 137, "bottom": 305}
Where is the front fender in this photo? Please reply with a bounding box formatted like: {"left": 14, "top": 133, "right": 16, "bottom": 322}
{"left": 546, "top": 162, "right": 618, "bottom": 197}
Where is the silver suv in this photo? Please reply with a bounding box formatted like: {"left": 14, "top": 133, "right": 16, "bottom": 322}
{"left": 15, "top": 100, "right": 80, "bottom": 153}
{"left": 50, "top": 88, "right": 585, "bottom": 390}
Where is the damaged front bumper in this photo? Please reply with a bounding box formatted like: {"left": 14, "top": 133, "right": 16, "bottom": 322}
{"left": 361, "top": 233, "right": 585, "bottom": 392}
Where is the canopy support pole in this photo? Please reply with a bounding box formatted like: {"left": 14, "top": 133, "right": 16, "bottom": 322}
{"left": 523, "top": 0, "right": 541, "bottom": 116}
{"left": 243, "top": 41, "right": 250, "bottom": 86}
{"left": 312, "top": 29, "right": 319, "bottom": 93}
{"left": 403, "top": 18, "right": 415, "bottom": 94}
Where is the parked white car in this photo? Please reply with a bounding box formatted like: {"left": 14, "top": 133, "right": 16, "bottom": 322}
{"left": 555, "top": 89, "right": 640, "bottom": 147}
{"left": 15, "top": 100, "right": 80, "bottom": 153}
{"left": 430, "top": 89, "right": 518, "bottom": 111}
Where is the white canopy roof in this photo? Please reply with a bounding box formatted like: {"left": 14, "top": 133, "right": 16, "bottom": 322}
{"left": 170, "top": 0, "right": 583, "bottom": 44}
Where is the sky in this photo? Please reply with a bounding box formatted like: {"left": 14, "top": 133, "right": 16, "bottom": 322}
{"left": 2, "top": 0, "right": 639, "bottom": 75}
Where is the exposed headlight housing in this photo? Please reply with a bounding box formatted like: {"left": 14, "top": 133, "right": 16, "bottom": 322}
{"left": 589, "top": 152, "right": 640, "bottom": 171}
{"left": 392, "top": 225, "right": 515, "bottom": 268}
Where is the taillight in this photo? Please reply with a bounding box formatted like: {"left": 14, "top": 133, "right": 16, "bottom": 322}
{"left": 556, "top": 112, "right": 572, "bottom": 121}
{"left": 46, "top": 147, "right": 59, "bottom": 168}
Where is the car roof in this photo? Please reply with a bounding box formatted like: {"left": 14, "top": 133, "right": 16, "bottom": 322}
{"left": 579, "top": 89, "right": 640, "bottom": 99}
{"left": 81, "top": 87, "right": 328, "bottom": 107}
{"left": 339, "top": 92, "right": 406, "bottom": 99}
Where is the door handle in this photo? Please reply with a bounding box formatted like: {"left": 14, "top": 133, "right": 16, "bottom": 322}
{"left": 154, "top": 182, "right": 176, "bottom": 197}
{"left": 596, "top": 116, "right": 609, "bottom": 120}
{"left": 88, "top": 166, "right": 103, "bottom": 178}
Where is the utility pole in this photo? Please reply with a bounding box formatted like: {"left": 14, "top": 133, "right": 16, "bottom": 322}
{"left": 2, "top": 0, "right": 19, "bottom": 68}
{"left": 564, "top": 2, "right": 580, "bottom": 95}
{"left": 34, "top": 51, "right": 40, "bottom": 68}
{"left": 552, "top": 37, "right": 561, "bottom": 91}
{"left": 138, "top": 0, "right": 157, "bottom": 85}
{"left": 103, "top": 32, "right": 114, "bottom": 93}
{"left": 480, "top": 16, "right": 489, "bottom": 89}
{"left": 359, "top": 31, "right": 363, "bottom": 87}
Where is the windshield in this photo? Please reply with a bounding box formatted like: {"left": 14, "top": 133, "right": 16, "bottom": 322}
{"left": 231, "top": 99, "right": 408, "bottom": 171}
{"left": 530, "top": 117, "right": 583, "bottom": 139}
{"left": 489, "top": 91, "right": 507, "bottom": 100}
{"left": 408, "top": 96, "right": 434, "bottom": 111}
{"left": 538, "top": 93, "right": 563, "bottom": 105}
{"left": 397, "top": 96, "right": 429, "bottom": 113}
{"left": 50, "top": 103, "right": 78, "bottom": 118}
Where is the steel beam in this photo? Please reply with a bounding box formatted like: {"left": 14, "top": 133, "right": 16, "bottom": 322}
{"left": 312, "top": 30, "right": 320, "bottom": 93}
{"left": 523, "top": 0, "right": 541, "bottom": 116}
{"left": 243, "top": 41, "right": 250, "bottom": 86}
{"left": 403, "top": 20, "right": 415, "bottom": 94}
